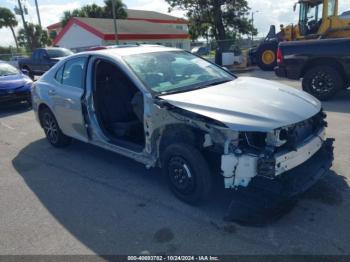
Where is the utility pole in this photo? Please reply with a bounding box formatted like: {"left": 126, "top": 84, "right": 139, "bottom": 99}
{"left": 251, "top": 10, "right": 259, "bottom": 44}
{"left": 34, "top": 0, "right": 42, "bottom": 27}
{"left": 17, "top": 0, "right": 31, "bottom": 49}
{"left": 111, "top": 0, "right": 119, "bottom": 45}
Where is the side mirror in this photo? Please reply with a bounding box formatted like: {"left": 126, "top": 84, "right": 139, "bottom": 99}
{"left": 21, "top": 69, "right": 29, "bottom": 75}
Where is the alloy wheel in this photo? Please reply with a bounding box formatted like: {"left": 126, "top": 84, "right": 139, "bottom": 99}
{"left": 43, "top": 113, "right": 59, "bottom": 144}
{"left": 310, "top": 71, "right": 335, "bottom": 95}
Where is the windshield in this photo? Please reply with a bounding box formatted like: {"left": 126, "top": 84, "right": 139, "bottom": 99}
{"left": 123, "top": 51, "right": 234, "bottom": 95}
{"left": 0, "top": 63, "right": 19, "bottom": 77}
{"left": 47, "top": 48, "right": 73, "bottom": 58}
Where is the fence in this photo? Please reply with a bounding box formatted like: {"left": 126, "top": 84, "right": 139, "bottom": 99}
{"left": 189, "top": 37, "right": 265, "bottom": 67}
{"left": 0, "top": 52, "right": 30, "bottom": 62}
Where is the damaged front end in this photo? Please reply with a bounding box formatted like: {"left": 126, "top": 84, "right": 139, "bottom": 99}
{"left": 221, "top": 110, "right": 331, "bottom": 189}
{"left": 218, "top": 110, "right": 334, "bottom": 223}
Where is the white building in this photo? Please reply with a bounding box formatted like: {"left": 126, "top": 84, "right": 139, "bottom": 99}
{"left": 48, "top": 9, "right": 190, "bottom": 51}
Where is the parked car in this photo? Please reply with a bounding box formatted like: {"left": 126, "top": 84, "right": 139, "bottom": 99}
{"left": 18, "top": 48, "right": 73, "bottom": 79}
{"left": 0, "top": 62, "right": 33, "bottom": 105}
{"left": 275, "top": 38, "right": 350, "bottom": 100}
{"left": 32, "top": 46, "right": 333, "bottom": 206}
{"left": 191, "top": 46, "right": 210, "bottom": 56}
{"left": 8, "top": 55, "right": 28, "bottom": 68}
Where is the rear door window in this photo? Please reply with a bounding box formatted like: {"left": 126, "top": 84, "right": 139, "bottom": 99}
{"left": 55, "top": 65, "right": 64, "bottom": 83}
{"left": 62, "top": 57, "right": 86, "bottom": 88}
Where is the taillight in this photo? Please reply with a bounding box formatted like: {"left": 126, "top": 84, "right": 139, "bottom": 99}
{"left": 277, "top": 47, "right": 283, "bottom": 64}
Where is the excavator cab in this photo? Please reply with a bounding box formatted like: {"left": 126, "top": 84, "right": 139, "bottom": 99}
{"left": 297, "top": 0, "right": 337, "bottom": 37}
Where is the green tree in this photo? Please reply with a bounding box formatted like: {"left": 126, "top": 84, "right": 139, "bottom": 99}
{"left": 61, "top": 10, "right": 81, "bottom": 27}
{"left": 103, "top": 0, "right": 127, "bottom": 19}
{"left": 60, "top": 0, "right": 127, "bottom": 27}
{"left": 0, "top": 7, "right": 19, "bottom": 51}
{"left": 166, "top": 0, "right": 257, "bottom": 42}
{"left": 17, "top": 23, "right": 51, "bottom": 50}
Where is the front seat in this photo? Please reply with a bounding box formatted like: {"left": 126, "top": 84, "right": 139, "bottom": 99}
{"left": 100, "top": 72, "right": 141, "bottom": 138}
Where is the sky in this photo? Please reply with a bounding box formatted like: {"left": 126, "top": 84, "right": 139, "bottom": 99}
{"left": 1, "top": 0, "right": 350, "bottom": 47}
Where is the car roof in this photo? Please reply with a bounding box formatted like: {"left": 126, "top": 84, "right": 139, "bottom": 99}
{"left": 80, "top": 45, "right": 181, "bottom": 58}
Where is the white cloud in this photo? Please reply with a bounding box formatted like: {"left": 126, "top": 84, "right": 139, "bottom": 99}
{"left": 25, "top": 2, "right": 82, "bottom": 27}
{"left": 0, "top": 28, "right": 16, "bottom": 48}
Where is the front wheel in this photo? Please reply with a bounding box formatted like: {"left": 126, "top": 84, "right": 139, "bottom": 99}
{"left": 256, "top": 42, "right": 278, "bottom": 71}
{"left": 40, "top": 108, "right": 71, "bottom": 148}
{"left": 161, "top": 143, "right": 212, "bottom": 204}
{"left": 302, "top": 66, "right": 344, "bottom": 101}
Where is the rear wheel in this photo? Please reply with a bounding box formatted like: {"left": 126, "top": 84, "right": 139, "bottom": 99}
{"left": 256, "top": 42, "right": 278, "bottom": 71}
{"left": 161, "top": 143, "right": 212, "bottom": 204}
{"left": 302, "top": 65, "right": 344, "bottom": 101}
{"left": 40, "top": 108, "right": 71, "bottom": 147}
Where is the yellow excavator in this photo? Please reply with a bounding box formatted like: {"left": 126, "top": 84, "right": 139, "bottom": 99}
{"left": 252, "top": 0, "right": 350, "bottom": 71}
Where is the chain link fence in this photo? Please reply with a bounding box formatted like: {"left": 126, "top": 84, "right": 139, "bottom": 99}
{"left": 0, "top": 51, "right": 30, "bottom": 68}
{"left": 190, "top": 39, "right": 255, "bottom": 68}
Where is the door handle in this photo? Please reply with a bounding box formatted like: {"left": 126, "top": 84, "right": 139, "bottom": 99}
{"left": 48, "top": 89, "right": 56, "bottom": 96}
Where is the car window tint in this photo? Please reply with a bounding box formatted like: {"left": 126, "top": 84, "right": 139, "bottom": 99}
{"left": 62, "top": 57, "right": 86, "bottom": 88}
{"left": 55, "top": 65, "right": 64, "bottom": 83}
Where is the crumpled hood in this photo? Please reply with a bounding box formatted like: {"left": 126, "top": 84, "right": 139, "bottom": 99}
{"left": 0, "top": 74, "right": 30, "bottom": 90}
{"left": 160, "top": 77, "right": 321, "bottom": 132}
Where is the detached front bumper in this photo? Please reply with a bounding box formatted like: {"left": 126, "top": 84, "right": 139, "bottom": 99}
{"left": 225, "top": 138, "right": 334, "bottom": 223}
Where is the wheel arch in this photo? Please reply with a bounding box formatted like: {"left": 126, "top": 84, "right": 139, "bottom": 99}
{"left": 158, "top": 124, "right": 206, "bottom": 164}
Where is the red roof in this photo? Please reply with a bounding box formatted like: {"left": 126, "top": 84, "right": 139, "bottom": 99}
{"left": 47, "top": 22, "right": 61, "bottom": 30}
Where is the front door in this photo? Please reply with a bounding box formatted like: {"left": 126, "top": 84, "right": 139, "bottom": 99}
{"left": 50, "top": 56, "right": 89, "bottom": 142}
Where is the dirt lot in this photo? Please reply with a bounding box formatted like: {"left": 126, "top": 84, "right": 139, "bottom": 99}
{"left": 0, "top": 70, "right": 349, "bottom": 255}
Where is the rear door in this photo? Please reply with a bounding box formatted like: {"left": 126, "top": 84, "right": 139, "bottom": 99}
{"left": 50, "top": 56, "right": 89, "bottom": 142}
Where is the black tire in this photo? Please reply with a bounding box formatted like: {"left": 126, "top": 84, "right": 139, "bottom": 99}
{"left": 256, "top": 42, "right": 278, "bottom": 71}
{"left": 40, "top": 108, "right": 71, "bottom": 148}
{"left": 302, "top": 65, "right": 344, "bottom": 101}
{"left": 161, "top": 143, "right": 212, "bottom": 204}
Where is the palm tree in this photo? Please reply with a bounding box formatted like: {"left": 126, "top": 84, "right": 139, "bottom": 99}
{"left": 60, "top": 0, "right": 128, "bottom": 27}
{"left": 0, "top": 7, "right": 19, "bottom": 51}
{"left": 104, "top": 0, "right": 127, "bottom": 19}
{"left": 17, "top": 23, "right": 51, "bottom": 49}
